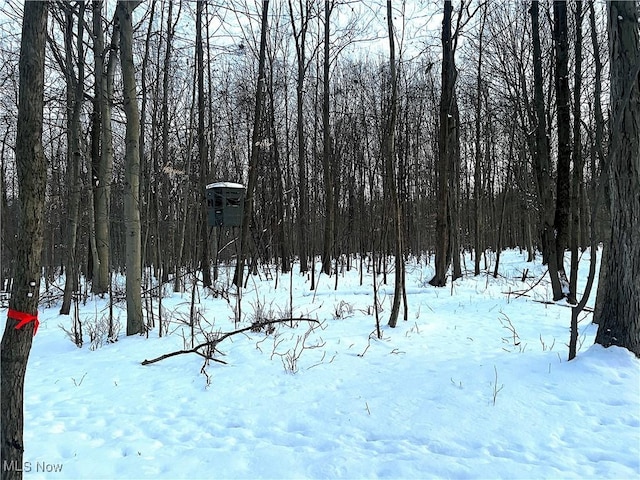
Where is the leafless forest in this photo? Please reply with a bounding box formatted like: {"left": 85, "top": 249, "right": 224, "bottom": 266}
{"left": 2, "top": 3, "right": 640, "bottom": 475}
{"left": 0, "top": 1, "right": 630, "bottom": 326}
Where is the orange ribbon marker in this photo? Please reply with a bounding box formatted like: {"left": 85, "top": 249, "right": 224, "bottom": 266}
{"left": 8, "top": 309, "right": 39, "bottom": 336}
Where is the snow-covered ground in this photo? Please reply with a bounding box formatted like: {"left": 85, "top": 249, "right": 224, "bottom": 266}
{"left": 4, "top": 249, "right": 639, "bottom": 479}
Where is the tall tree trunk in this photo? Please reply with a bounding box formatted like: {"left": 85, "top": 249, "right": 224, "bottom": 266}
{"left": 569, "top": 0, "right": 584, "bottom": 305}
{"left": 196, "top": 0, "right": 212, "bottom": 287}
{"left": 173, "top": 65, "right": 197, "bottom": 293}
{"left": 266, "top": 65, "right": 291, "bottom": 274}
{"left": 139, "top": 0, "right": 156, "bottom": 282}
{"left": 590, "top": 0, "right": 609, "bottom": 325}
{"left": 493, "top": 127, "right": 515, "bottom": 277}
{"left": 1, "top": 2, "right": 48, "bottom": 478}
{"left": 61, "top": 2, "right": 86, "bottom": 315}
{"left": 234, "top": 0, "right": 269, "bottom": 288}
{"left": 117, "top": 0, "right": 144, "bottom": 336}
{"left": 530, "top": 0, "right": 563, "bottom": 301}
{"left": 473, "top": 6, "right": 487, "bottom": 276}
{"left": 288, "top": 0, "right": 311, "bottom": 275}
{"left": 321, "top": 0, "right": 334, "bottom": 276}
{"left": 553, "top": 0, "right": 572, "bottom": 297}
{"left": 430, "top": 0, "right": 456, "bottom": 287}
{"left": 449, "top": 105, "right": 462, "bottom": 282}
{"left": 162, "top": 0, "right": 177, "bottom": 289}
{"left": 386, "top": 0, "right": 405, "bottom": 328}
{"left": 92, "top": 0, "right": 119, "bottom": 294}
{"left": 594, "top": 1, "right": 640, "bottom": 356}
{"left": 88, "top": 92, "right": 100, "bottom": 282}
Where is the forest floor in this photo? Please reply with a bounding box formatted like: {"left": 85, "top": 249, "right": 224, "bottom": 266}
{"left": 4, "top": 248, "right": 640, "bottom": 479}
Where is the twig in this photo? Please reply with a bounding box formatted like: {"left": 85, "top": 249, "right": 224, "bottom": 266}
{"left": 492, "top": 366, "right": 504, "bottom": 406}
{"left": 513, "top": 268, "right": 549, "bottom": 299}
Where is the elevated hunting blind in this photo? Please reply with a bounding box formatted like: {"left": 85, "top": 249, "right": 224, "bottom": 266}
{"left": 206, "top": 182, "right": 245, "bottom": 227}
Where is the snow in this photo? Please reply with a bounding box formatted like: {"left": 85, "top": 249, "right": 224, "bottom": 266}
{"left": 206, "top": 182, "right": 245, "bottom": 190}
{"left": 4, "top": 249, "right": 639, "bottom": 479}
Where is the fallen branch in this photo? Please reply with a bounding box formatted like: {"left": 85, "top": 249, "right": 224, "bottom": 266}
{"left": 513, "top": 268, "right": 549, "bottom": 299}
{"left": 141, "top": 318, "right": 319, "bottom": 366}
{"left": 530, "top": 299, "right": 594, "bottom": 313}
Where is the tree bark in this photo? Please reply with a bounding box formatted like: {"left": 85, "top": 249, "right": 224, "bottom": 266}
{"left": 386, "top": 0, "right": 405, "bottom": 328}
{"left": 594, "top": 1, "right": 640, "bottom": 356}
{"left": 530, "top": 0, "right": 563, "bottom": 301}
{"left": 321, "top": 0, "right": 335, "bottom": 276}
{"left": 473, "top": 6, "right": 487, "bottom": 276}
{"left": 1, "top": 2, "right": 48, "bottom": 478}
{"left": 288, "top": 0, "right": 312, "bottom": 275}
{"left": 553, "top": 0, "right": 572, "bottom": 297}
{"left": 196, "top": 0, "right": 212, "bottom": 288}
{"left": 234, "top": 0, "right": 269, "bottom": 288}
{"left": 60, "top": 2, "right": 86, "bottom": 315}
{"left": 92, "top": 1, "right": 119, "bottom": 294}
{"left": 568, "top": 0, "right": 584, "bottom": 305}
{"left": 117, "top": 0, "right": 144, "bottom": 335}
{"left": 430, "top": 0, "right": 456, "bottom": 287}
{"left": 590, "top": 0, "right": 609, "bottom": 325}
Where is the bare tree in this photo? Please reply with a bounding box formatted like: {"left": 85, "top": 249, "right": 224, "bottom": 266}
{"left": 320, "top": 0, "right": 335, "bottom": 276}
{"left": 50, "top": 2, "right": 86, "bottom": 315}
{"left": 569, "top": 0, "right": 584, "bottom": 305}
{"left": 385, "top": 0, "right": 406, "bottom": 328}
{"left": 234, "top": 0, "right": 270, "bottom": 288}
{"left": 91, "top": 0, "right": 119, "bottom": 294}
{"left": 117, "top": 0, "right": 144, "bottom": 335}
{"left": 1, "top": 2, "right": 49, "bottom": 478}
{"left": 589, "top": 0, "right": 608, "bottom": 325}
{"left": 196, "top": 0, "right": 212, "bottom": 288}
{"left": 430, "top": 0, "right": 459, "bottom": 287}
{"left": 473, "top": 3, "right": 488, "bottom": 276}
{"left": 553, "top": 0, "right": 572, "bottom": 298}
{"left": 288, "top": 0, "right": 316, "bottom": 275}
{"left": 530, "top": 0, "right": 563, "bottom": 301}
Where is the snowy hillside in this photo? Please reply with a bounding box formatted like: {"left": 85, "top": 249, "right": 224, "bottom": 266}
{"left": 5, "top": 249, "right": 639, "bottom": 479}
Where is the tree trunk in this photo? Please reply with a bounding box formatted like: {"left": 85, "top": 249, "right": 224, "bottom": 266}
{"left": 61, "top": 3, "right": 86, "bottom": 315}
{"left": 589, "top": 0, "right": 608, "bottom": 325}
{"left": 196, "top": 0, "right": 212, "bottom": 288}
{"left": 530, "top": 0, "right": 563, "bottom": 301}
{"left": 386, "top": 0, "right": 405, "bottom": 328}
{"left": 234, "top": 0, "right": 269, "bottom": 288}
{"left": 138, "top": 0, "right": 156, "bottom": 285}
{"left": 430, "top": 0, "right": 456, "bottom": 287}
{"left": 321, "top": 0, "right": 335, "bottom": 276}
{"left": 288, "top": 0, "right": 311, "bottom": 275}
{"left": 1, "top": 3, "right": 48, "bottom": 478}
{"left": 92, "top": 1, "right": 119, "bottom": 294}
{"left": 553, "top": 0, "right": 572, "bottom": 297}
{"left": 568, "top": 0, "right": 584, "bottom": 305}
{"left": 473, "top": 6, "right": 487, "bottom": 276}
{"left": 594, "top": 1, "right": 640, "bottom": 356}
{"left": 493, "top": 127, "right": 515, "bottom": 278}
{"left": 117, "top": 0, "right": 144, "bottom": 336}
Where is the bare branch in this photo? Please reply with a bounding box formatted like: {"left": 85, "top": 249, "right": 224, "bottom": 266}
{"left": 141, "top": 318, "right": 319, "bottom": 366}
